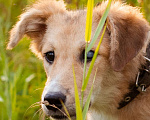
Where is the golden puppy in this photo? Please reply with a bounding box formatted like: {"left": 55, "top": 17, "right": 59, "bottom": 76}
{"left": 7, "top": 0, "right": 150, "bottom": 120}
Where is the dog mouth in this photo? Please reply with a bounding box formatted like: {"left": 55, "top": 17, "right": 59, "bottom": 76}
{"left": 51, "top": 114, "right": 76, "bottom": 119}
{"left": 49, "top": 110, "right": 76, "bottom": 120}
{"left": 42, "top": 103, "right": 76, "bottom": 120}
{"left": 42, "top": 100, "right": 91, "bottom": 120}
{"left": 51, "top": 115, "right": 68, "bottom": 119}
{"left": 45, "top": 110, "right": 76, "bottom": 120}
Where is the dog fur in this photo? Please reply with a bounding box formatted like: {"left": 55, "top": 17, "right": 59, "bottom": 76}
{"left": 7, "top": 0, "right": 150, "bottom": 120}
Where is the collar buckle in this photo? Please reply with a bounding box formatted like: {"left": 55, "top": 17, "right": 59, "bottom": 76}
{"left": 136, "top": 72, "right": 147, "bottom": 92}
{"left": 141, "top": 84, "right": 146, "bottom": 92}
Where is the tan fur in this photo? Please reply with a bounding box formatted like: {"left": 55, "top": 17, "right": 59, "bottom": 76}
{"left": 7, "top": 0, "right": 150, "bottom": 120}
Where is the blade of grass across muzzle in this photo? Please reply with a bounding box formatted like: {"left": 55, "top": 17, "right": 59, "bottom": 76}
{"left": 87, "top": 0, "right": 112, "bottom": 52}
{"left": 73, "top": 65, "right": 83, "bottom": 120}
{"left": 60, "top": 100, "right": 71, "bottom": 120}
{"left": 85, "top": 0, "right": 94, "bottom": 42}
{"left": 82, "top": 22, "right": 107, "bottom": 91}
{"left": 82, "top": 69, "right": 97, "bottom": 120}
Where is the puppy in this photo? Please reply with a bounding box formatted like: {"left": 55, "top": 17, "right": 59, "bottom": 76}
{"left": 7, "top": 0, "right": 150, "bottom": 120}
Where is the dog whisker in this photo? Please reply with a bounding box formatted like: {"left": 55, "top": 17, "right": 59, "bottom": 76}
{"left": 42, "top": 101, "right": 71, "bottom": 119}
{"left": 41, "top": 101, "right": 49, "bottom": 106}
{"left": 39, "top": 110, "right": 47, "bottom": 120}
{"left": 33, "top": 88, "right": 44, "bottom": 93}
{"left": 23, "top": 101, "right": 41, "bottom": 119}
{"left": 31, "top": 108, "right": 43, "bottom": 120}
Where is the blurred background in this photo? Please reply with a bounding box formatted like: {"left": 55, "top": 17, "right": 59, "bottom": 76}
{"left": 0, "top": 0, "right": 150, "bottom": 119}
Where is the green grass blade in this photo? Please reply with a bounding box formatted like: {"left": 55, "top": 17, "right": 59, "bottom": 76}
{"left": 82, "top": 22, "right": 107, "bottom": 91}
{"left": 82, "top": 69, "right": 97, "bottom": 120}
{"left": 72, "top": 65, "right": 83, "bottom": 120}
{"left": 82, "top": 0, "right": 94, "bottom": 107}
{"left": 87, "top": 0, "right": 112, "bottom": 52}
{"left": 85, "top": 0, "right": 94, "bottom": 42}
{"left": 60, "top": 100, "right": 71, "bottom": 120}
{"left": 23, "top": 74, "right": 35, "bottom": 96}
{"left": 81, "top": 42, "right": 88, "bottom": 108}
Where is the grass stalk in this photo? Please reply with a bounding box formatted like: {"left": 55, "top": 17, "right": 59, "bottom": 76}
{"left": 82, "top": 68, "right": 97, "bottom": 120}
{"left": 87, "top": 0, "right": 112, "bottom": 52}
{"left": 73, "top": 65, "right": 83, "bottom": 120}
{"left": 82, "top": 0, "right": 94, "bottom": 108}
{"left": 82, "top": 21, "right": 107, "bottom": 91}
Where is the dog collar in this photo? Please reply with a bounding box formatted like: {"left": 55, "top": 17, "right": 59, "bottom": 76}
{"left": 118, "top": 43, "right": 150, "bottom": 109}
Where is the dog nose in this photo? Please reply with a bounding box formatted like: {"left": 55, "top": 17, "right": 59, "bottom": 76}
{"left": 44, "top": 92, "right": 66, "bottom": 112}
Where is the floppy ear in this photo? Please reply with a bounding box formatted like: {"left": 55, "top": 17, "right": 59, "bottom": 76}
{"left": 107, "top": 4, "right": 149, "bottom": 71}
{"left": 7, "top": 0, "right": 66, "bottom": 50}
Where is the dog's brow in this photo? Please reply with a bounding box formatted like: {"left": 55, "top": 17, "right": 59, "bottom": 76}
{"left": 79, "top": 42, "right": 86, "bottom": 49}
{"left": 42, "top": 42, "right": 54, "bottom": 54}
{"left": 79, "top": 41, "right": 96, "bottom": 51}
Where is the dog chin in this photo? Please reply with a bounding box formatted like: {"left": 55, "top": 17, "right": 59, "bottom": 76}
{"left": 48, "top": 113, "right": 76, "bottom": 120}
{"left": 50, "top": 115, "right": 76, "bottom": 120}
{"left": 47, "top": 113, "right": 76, "bottom": 120}
{"left": 42, "top": 105, "right": 76, "bottom": 120}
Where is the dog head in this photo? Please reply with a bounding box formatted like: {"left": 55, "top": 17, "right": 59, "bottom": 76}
{"left": 7, "top": 0, "right": 149, "bottom": 119}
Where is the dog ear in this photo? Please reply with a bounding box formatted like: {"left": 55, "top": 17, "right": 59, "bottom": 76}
{"left": 7, "top": 0, "right": 66, "bottom": 50}
{"left": 107, "top": 5, "right": 149, "bottom": 71}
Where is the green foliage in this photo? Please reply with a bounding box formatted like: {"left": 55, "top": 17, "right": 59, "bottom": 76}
{"left": 82, "top": 0, "right": 111, "bottom": 91}
{"left": 82, "top": 70, "right": 96, "bottom": 120}
{"left": 73, "top": 65, "right": 83, "bottom": 120}
{"left": 142, "top": 0, "right": 150, "bottom": 22}
{"left": 75, "top": 0, "right": 110, "bottom": 119}
{"left": 87, "top": 0, "right": 111, "bottom": 52}
{"left": 82, "top": 22, "right": 108, "bottom": 91}
{"left": 85, "top": 0, "right": 94, "bottom": 42}
{"left": 0, "top": 0, "right": 46, "bottom": 119}
{"left": 0, "top": 0, "right": 150, "bottom": 120}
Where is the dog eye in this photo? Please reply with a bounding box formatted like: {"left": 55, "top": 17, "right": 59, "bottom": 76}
{"left": 81, "top": 50, "right": 94, "bottom": 62}
{"left": 45, "top": 51, "right": 55, "bottom": 64}
{"left": 87, "top": 50, "right": 94, "bottom": 61}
